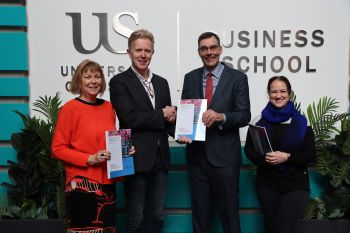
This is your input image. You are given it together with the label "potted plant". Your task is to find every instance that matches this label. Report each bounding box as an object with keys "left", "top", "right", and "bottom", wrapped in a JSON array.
[
  {"left": 297, "top": 97, "right": 350, "bottom": 233},
  {"left": 0, "top": 94, "right": 66, "bottom": 233}
]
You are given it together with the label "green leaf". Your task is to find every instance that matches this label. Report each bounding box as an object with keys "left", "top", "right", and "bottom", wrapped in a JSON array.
[
  {"left": 305, "top": 97, "right": 349, "bottom": 145},
  {"left": 2, "top": 93, "right": 65, "bottom": 219},
  {"left": 328, "top": 208, "right": 345, "bottom": 218},
  {"left": 303, "top": 198, "right": 317, "bottom": 219},
  {"left": 303, "top": 96, "right": 350, "bottom": 219}
]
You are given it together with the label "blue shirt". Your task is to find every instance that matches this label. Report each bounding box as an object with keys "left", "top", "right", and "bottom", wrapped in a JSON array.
[{"left": 202, "top": 62, "right": 224, "bottom": 96}]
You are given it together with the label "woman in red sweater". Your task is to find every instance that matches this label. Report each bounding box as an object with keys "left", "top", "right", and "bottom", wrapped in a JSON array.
[{"left": 52, "top": 60, "right": 122, "bottom": 233}]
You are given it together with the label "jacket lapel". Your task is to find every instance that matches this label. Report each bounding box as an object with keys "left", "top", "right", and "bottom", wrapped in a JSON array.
[
  {"left": 197, "top": 69, "right": 204, "bottom": 99},
  {"left": 127, "top": 68, "right": 154, "bottom": 110},
  {"left": 152, "top": 76, "right": 161, "bottom": 109}
]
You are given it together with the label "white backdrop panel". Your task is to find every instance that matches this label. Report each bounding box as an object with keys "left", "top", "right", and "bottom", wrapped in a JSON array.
[{"left": 27, "top": 0, "right": 350, "bottom": 140}]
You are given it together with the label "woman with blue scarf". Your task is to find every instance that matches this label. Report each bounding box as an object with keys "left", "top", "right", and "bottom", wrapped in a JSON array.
[{"left": 244, "top": 76, "right": 316, "bottom": 233}]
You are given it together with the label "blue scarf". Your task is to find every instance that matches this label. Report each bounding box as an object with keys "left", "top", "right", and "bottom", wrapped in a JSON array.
[{"left": 257, "top": 101, "right": 307, "bottom": 171}]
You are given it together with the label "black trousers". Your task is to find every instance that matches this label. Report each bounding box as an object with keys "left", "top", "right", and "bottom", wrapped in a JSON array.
[
  {"left": 124, "top": 150, "right": 168, "bottom": 233},
  {"left": 256, "top": 186, "right": 309, "bottom": 233}
]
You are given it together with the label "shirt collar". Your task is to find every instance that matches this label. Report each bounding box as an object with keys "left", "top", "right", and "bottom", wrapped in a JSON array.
[
  {"left": 203, "top": 62, "right": 224, "bottom": 80},
  {"left": 131, "top": 65, "right": 153, "bottom": 82}
]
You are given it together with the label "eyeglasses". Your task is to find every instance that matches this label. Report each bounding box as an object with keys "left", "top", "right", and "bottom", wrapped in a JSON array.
[{"left": 199, "top": 45, "right": 220, "bottom": 52}]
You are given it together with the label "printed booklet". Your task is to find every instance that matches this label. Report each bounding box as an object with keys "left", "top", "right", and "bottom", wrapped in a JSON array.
[
  {"left": 105, "top": 129, "right": 134, "bottom": 178},
  {"left": 175, "top": 99, "right": 207, "bottom": 141}
]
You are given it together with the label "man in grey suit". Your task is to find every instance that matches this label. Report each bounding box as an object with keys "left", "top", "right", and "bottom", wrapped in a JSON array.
[
  {"left": 180, "top": 32, "right": 251, "bottom": 233},
  {"left": 109, "top": 29, "right": 176, "bottom": 233}
]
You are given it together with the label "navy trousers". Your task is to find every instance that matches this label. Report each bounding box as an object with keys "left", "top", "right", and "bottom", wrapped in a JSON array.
[{"left": 189, "top": 156, "right": 241, "bottom": 233}]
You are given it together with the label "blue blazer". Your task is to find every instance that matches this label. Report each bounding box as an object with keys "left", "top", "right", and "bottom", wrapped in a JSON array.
[{"left": 181, "top": 63, "right": 251, "bottom": 167}]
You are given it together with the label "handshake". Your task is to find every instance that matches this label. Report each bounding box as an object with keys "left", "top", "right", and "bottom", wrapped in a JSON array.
[{"left": 162, "top": 105, "right": 177, "bottom": 123}]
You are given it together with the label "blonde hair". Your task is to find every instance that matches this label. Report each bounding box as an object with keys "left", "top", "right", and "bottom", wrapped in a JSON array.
[
  {"left": 70, "top": 59, "right": 106, "bottom": 95},
  {"left": 128, "top": 29, "right": 154, "bottom": 50}
]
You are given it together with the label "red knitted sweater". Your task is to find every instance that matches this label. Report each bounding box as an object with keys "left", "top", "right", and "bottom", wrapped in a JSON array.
[{"left": 51, "top": 98, "right": 118, "bottom": 185}]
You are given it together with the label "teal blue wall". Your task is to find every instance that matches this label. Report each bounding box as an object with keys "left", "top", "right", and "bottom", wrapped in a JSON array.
[
  {"left": 0, "top": 3, "right": 325, "bottom": 233},
  {"left": 0, "top": 5, "right": 29, "bottom": 197},
  {"left": 116, "top": 147, "right": 265, "bottom": 233}
]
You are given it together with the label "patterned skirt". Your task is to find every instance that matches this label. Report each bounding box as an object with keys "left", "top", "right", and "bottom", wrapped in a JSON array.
[{"left": 66, "top": 176, "right": 116, "bottom": 233}]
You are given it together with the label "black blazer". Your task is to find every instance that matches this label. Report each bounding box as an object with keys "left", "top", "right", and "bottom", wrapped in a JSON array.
[
  {"left": 181, "top": 63, "right": 251, "bottom": 167},
  {"left": 109, "top": 67, "right": 174, "bottom": 172}
]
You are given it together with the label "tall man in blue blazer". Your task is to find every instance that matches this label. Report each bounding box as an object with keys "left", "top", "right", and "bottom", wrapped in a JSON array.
[
  {"left": 180, "top": 32, "right": 251, "bottom": 233},
  {"left": 109, "top": 29, "right": 176, "bottom": 233}
]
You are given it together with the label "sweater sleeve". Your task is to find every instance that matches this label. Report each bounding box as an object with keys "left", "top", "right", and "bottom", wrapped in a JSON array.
[
  {"left": 51, "top": 105, "right": 90, "bottom": 167},
  {"left": 287, "top": 126, "right": 316, "bottom": 165}
]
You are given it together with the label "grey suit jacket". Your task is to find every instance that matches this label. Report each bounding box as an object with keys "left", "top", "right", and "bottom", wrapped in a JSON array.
[{"left": 181, "top": 63, "right": 251, "bottom": 167}]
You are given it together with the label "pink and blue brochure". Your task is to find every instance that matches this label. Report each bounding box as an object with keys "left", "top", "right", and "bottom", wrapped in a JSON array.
[
  {"left": 175, "top": 99, "right": 207, "bottom": 141},
  {"left": 105, "top": 129, "right": 134, "bottom": 178}
]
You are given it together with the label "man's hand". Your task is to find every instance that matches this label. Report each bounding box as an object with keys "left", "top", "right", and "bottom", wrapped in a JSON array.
[
  {"left": 202, "top": 109, "right": 224, "bottom": 127},
  {"left": 177, "top": 135, "right": 192, "bottom": 144},
  {"left": 163, "top": 105, "right": 176, "bottom": 123}
]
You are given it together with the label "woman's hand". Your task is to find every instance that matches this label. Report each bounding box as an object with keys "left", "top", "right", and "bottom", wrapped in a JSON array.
[
  {"left": 87, "top": 150, "right": 111, "bottom": 165},
  {"left": 265, "top": 151, "right": 290, "bottom": 165}
]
